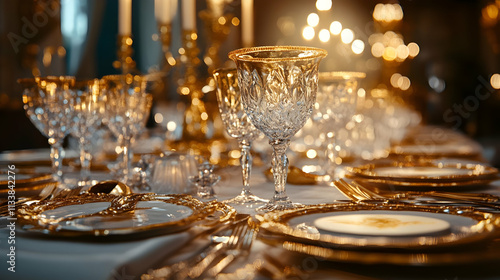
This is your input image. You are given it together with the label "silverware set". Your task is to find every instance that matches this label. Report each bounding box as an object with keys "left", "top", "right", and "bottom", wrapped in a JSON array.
[{"left": 142, "top": 216, "right": 256, "bottom": 280}]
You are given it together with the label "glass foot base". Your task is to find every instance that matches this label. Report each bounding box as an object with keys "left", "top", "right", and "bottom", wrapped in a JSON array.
[
  {"left": 256, "top": 200, "right": 304, "bottom": 213},
  {"left": 223, "top": 194, "right": 269, "bottom": 208}
]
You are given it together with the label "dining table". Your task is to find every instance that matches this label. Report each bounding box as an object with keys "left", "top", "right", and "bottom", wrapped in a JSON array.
[{"left": 1, "top": 126, "right": 500, "bottom": 280}]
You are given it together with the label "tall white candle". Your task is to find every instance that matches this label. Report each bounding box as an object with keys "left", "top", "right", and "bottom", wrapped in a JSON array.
[
  {"left": 241, "top": 0, "right": 254, "bottom": 47},
  {"left": 155, "top": 0, "right": 172, "bottom": 24},
  {"left": 170, "top": 0, "right": 178, "bottom": 22},
  {"left": 182, "top": 0, "right": 196, "bottom": 30},
  {"left": 118, "top": 0, "right": 132, "bottom": 35}
]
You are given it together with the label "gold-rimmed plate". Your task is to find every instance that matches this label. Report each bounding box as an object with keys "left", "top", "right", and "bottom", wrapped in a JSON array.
[
  {"left": 0, "top": 170, "right": 53, "bottom": 195},
  {"left": 17, "top": 193, "right": 235, "bottom": 238},
  {"left": 346, "top": 159, "right": 498, "bottom": 185},
  {"left": 274, "top": 238, "right": 500, "bottom": 266},
  {"left": 257, "top": 203, "right": 500, "bottom": 251}
]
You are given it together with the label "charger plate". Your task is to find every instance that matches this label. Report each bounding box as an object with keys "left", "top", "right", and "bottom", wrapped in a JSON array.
[
  {"left": 346, "top": 159, "right": 498, "bottom": 187},
  {"left": 257, "top": 202, "right": 500, "bottom": 251},
  {"left": 17, "top": 193, "right": 235, "bottom": 238}
]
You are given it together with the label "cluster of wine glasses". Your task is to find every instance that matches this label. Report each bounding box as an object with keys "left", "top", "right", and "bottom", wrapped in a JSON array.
[
  {"left": 19, "top": 74, "right": 153, "bottom": 191},
  {"left": 20, "top": 45, "right": 328, "bottom": 213},
  {"left": 311, "top": 71, "right": 366, "bottom": 180}
]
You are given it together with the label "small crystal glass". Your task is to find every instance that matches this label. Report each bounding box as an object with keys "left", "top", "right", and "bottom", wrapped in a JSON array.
[
  {"left": 311, "top": 71, "right": 365, "bottom": 180},
  {"left": 229, "top": 46, "right": 327, "bottom": 212},
  {"left": 102, "top": 74, "right": 153, "bottom": 184},
  {"left": 70, "top": 79, "right": 105, "bottom": 188},
  {"left": 20, "top": 76, "right": 75, "bottom": 185},
  {"left": 213, "top": 68, "right": 268, "bottom": 207}
]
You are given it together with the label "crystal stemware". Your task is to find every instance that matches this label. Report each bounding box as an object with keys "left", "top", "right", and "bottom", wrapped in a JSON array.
[
  {"left": 229, "top": 46, "right": 327, "bottom": 212},
  {"left": 69, "top": 79, "right": 105, "bottom": 188},
  {"left": 213, "top": 68, "right": 268, "bottom": 207},
  {"left": 19, "top": 76, "right": 75, "bottom": 185},
  {"left": 102, "top": 74, "right": 153, "bottom": 184},
  {"left": 311, "top": 71, "right": 365, "bottom": 180}
]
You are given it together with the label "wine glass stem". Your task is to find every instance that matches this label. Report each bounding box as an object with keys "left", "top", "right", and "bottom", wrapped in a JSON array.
[
  {"left": 122, "top": 137, "right": 132, "bottom": 183},
  {"left": 239, "top": 139, "right": 253, "bottom": 196},
  {"left": 270, "top": 139, "right": 290, "bottom": 203},
  {"left": 326, "top": 132, "right": 337, "bottom": 177},
  {"left": 79, "top": 137, "right": 91, "bottom": 186},
  {"left": 49, "top": 139, "right": 64, "bottom": 184}
]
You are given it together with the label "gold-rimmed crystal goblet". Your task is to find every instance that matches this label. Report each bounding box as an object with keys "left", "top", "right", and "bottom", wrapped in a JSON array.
[
  {"left": 69, "top": 79, "right": 105, "bottom": 188},
  {"left": 311, "top": 72, "right": 365, "bottom": 181},
  {"left": 19, "top": 76, "right": 75, "bottom": 186},
  {"left": 102, "top": 74, "right": 153, "bottom": 184},
  {"left": 213, "top": 68, "right": 268, "bottom": 208},
  {"left": 229, "top": 46, "right": 327, "bottom": 212}
]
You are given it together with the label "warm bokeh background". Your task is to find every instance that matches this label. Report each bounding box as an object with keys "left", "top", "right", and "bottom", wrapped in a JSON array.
[{"left": 1, "top": 0, "right": 499, "bottom": 165}]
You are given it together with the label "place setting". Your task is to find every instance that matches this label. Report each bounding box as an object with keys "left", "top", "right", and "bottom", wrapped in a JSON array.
[{"left": 3, "top": 1, "right": 500, "bottom": 279}]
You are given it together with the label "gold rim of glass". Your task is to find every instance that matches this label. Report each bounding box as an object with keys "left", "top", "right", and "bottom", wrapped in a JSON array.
[
  {"left": 319, "top": 71, "right": 366, "bottom": 81},
  {"left": 229, "top": 46, "right": 327, "bottom": 62},
  {"left": 212, "top": 67, "right": 236, "bottom": 77}
]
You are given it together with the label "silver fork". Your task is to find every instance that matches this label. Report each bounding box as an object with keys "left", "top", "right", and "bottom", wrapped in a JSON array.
[{"left": 205, "top": 221, "right": 256, "bottom": 277}]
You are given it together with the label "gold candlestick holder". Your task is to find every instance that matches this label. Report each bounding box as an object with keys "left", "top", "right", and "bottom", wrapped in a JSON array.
[
  {"left": 178, "top": 29, "right": 209, "bottom": 141},
  {"left": 113, "top": 35, "right": 137, "bottom": 74},
  {"left": 199, "top": 11, "right": 234, "bottom": 78},
  {"left": 158, "top": 23, "right": 177, "bottom": 72}
]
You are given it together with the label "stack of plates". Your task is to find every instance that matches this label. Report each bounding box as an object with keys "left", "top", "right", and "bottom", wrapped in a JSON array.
[{"left": 0, "top": 170, "right": 54, "bottom": 197}]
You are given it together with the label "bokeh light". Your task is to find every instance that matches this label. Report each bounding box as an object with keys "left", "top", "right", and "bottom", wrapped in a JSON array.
[
  {"left": 316, "top": 0, "right": 332, "bottom": 11},
  {"left": 351, "top": 39, "right": 365, "bottom": 54},
  {"left": 319, "top": 29, "right": 330, "bottom": 42},
  {"left": 302, "top": 26, "right": 315, "bottom": 40},
  {"left": 329, "top": 21, "right": 342, "bottom": 35},
  {"left": 340, "top": 28, "right": 354, "bottom": 44},
  {"left": 491, "top": 73, "right": 500, "bottom": 89},
  {"left": 307, "top": 13, "right": 320, "bottom": 27}
]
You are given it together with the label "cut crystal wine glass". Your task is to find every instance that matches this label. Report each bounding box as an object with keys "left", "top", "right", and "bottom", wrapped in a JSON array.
[
  {"left": 69, "top": 79, "right": 105, "bottom": 188},
  {"left": 213, "top": 68, "right": 268, "bottom": 207},
  {"left": 229, "top": 46, "right": 327, "bottom": 212},
  {"left": 102, "top": 74, "right": 153, "bottom": 184},
  {"left": 311, "top": 71, "right": 365, "bottom": 180},
  {"left": 20, "top": 76, "right": 75, "bottom": 185}
]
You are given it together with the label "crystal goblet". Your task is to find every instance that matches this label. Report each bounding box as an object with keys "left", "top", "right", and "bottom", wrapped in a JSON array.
[
  {"left": 69, "top": 79, "right": 105, "bottom": 188},
  {"left": 311, "top": 71, "right": 365, "bottom": 180},
  {"left": 19, "top": 76, "right": 75, "bottom": 185},
  {"left": 213, "top": 68, "right": 268, "bottom": 207},
  {"left": 229, "top": 46, "right": 327, "bottom": 212},
  {"left": 102, "top": 74, "right": 153, "bottom": 184}
]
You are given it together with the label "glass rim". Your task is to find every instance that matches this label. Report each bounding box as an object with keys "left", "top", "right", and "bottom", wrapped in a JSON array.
[
  {"left": 319, "top": 71, "right": 366, "bottom": 81},
  {"left": 228, "top": 46, "right": 327, "bottom": 63},
  {"left": 212, "top": 67, "right": 237, "bottom": 77}
]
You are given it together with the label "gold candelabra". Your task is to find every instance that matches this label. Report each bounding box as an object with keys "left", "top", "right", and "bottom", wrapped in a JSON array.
[{"left": 113, "top": 35, "right": 137, "bottom": 74}]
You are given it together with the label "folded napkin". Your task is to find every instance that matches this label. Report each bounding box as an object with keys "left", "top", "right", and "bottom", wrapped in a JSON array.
[{"left": 0, "top": 226, "right": 192, "bottom": 280}]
